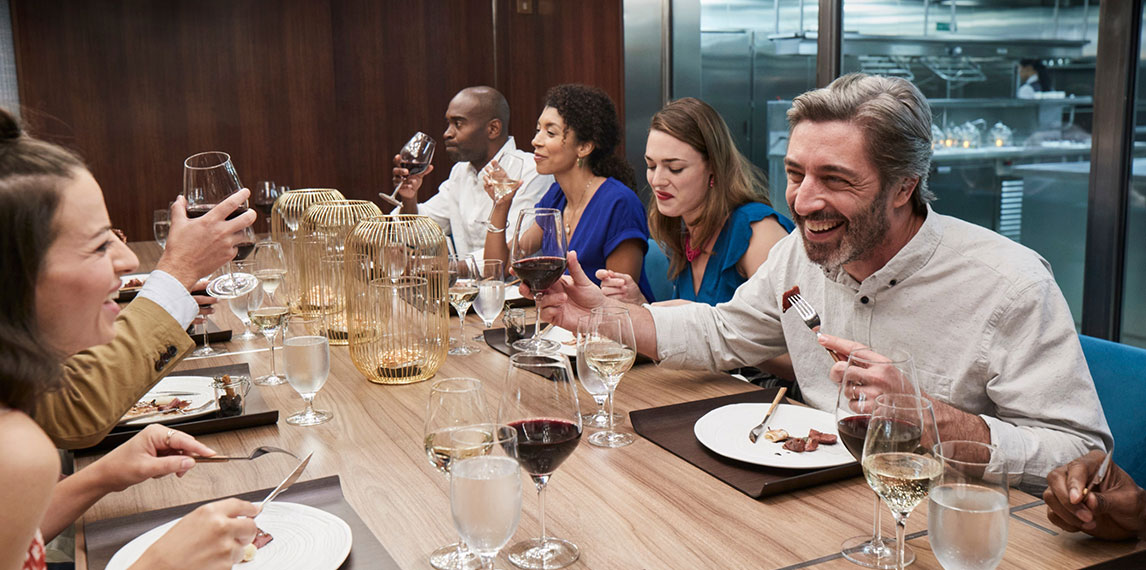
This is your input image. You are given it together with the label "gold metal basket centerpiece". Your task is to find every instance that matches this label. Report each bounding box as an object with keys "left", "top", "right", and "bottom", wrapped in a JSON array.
[
  {"left": 269, "top": 189, "right": 345, "bottom": 313},
  {"left": 297, "top": 200, "right": 383, "bottom": 343},
  {"left": 345, "top": 215, "right": 449, "bottom": 384}
]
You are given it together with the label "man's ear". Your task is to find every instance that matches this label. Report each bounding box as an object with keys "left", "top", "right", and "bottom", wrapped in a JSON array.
[
  {"left": 892, "top": 177, "right": 919, "bottom": 208},
  {"left": 487, "top": 118, "right": 503, "bottom": 140}
]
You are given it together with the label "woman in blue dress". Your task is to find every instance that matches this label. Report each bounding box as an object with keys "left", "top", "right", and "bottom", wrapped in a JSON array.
[
  {"left": 599, "top": 97, "right": 794, "bottom": 306},
  {"left": 484, "top": 84, "right": 654, "bottom": 301}
]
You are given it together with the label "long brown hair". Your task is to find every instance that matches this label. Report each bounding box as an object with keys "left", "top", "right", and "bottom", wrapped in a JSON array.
[
  {"left": 0, "top": 108, "right": 85, "bottom": 412},
  {"left": 647, "top": 97, "right": 770, "bottom": 278}
]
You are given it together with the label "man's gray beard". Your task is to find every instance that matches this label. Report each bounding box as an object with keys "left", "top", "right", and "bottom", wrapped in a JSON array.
[{"left": 801, "top": 190, "right": 891, "bottom": 274}]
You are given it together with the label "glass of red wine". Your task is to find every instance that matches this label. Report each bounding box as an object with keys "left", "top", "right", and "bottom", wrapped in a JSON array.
[
  {"left": 184, "top": 151, "right": 257, "bottom": 299},
  {"left": 835, "top": 347, "right": 920, "bottom": 569},
  {"left": 497, "top": 351, "right": 582, "bottom": 570},
  {"left": 509, "top": 208, "right": 567, "bottom": 353},
  {"left": 379, "top": 132, "right": 436, "bottom": 208},
  {"left": 253, "top": 181, "right": 280, "bottom": 238}
]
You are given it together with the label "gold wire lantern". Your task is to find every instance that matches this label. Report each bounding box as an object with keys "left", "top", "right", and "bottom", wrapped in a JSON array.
[
  {"left": 345, "top": 215, "right": 449, "bottom": 384},
  {"left": 297, "top": 200, "right": 383, "bottom": 341},
  {"left": 269, "top": 189, "right": 345, "bottom": 313}
]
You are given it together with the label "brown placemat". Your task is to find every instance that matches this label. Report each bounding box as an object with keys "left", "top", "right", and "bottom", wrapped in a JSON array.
[
  {"left": 84, "top": 475, "right": 398, "bottom": 570},
  {"left": 77, "top": 363, "right": 279, "bottom": 454},
  {"left": 188, "top": 317, "right": 232, "bottom": 345},
  {"left": 484, "top": 326, "right": 535, "bottom": 358},
  {"left": 1081, "top": 549, "right": 1146, "bottom": 569},
  {"left": 630, "top": 387, "right": 861, "bottom": 499}
]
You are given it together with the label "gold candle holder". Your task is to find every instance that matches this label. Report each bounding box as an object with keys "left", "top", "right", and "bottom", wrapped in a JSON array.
[
  {"left": 269, "top": 189, "right": 345, "bottom": 313},
  {"left": 297, "top": 200, "right": 382, "bottom": 335},
  {"left": 345, "top": 215, "right": 449, "bottom": 384}
]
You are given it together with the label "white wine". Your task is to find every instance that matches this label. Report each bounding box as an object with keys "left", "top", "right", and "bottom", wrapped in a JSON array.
[
  {"left": 583, "top": 341, "right": 636, "bottom": 379},
  {"left": 249, "top": 306, "right": 289, "bottom": 333},
  {"left": 283, "top": 335, "right": 330, "bottom": 395},
  {"left": 254, "top": 269, "right": 286, "bottom": 295},
  {"left": 490, "top": 179, "right": 518, "bottom": 200},
  {"left": 425, "top": 426, "right": 495, "bottom": 474},
  {"left": 472, "top": 282, "right": 505, "bottom": 325},
  {"left": 929, "top": 483, "right": 1009, "bottom": 570},
  {"left": 862, "top": 452, "right": 942, "bottom": 516},
  {"left": 449, "top": 280, "right": 479, "bottom": 311}
]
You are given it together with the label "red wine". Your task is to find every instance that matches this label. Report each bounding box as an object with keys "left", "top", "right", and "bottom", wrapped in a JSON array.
[
  {"left": 838, "top": 415, "right": 870, "bottom": 460},
  {"left": 401, "top": 160, "right": 430, "bottom": 176},
  {"left": 187, "top": 205, "right": 249, "bottom": 221},
  {"left": 512, "top": 256, "right": 566, "bottom": 292},
  {"left": 234, "top": 241, "right": 255, "bottom": 261},
  {"left": 509, "top": 418, "right": 581, "bottom": 476},
  {"left": 253, "top": 201, "right": 274, "bottom": 216}
]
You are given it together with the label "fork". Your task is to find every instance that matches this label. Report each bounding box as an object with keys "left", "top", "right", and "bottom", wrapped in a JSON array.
[
  {"left": 194, "top": 446, "right": 299, "bottom": 462},
  {"left": 786, "top": 291, "right": 845, "bottom": 363}
]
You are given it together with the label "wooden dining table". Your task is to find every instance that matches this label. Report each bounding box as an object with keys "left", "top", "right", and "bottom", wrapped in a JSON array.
[{"left": 73, "top": 241, "right": 1143, "bottom": 569}]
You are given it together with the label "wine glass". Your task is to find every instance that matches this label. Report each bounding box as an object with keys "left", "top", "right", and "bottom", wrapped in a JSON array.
[
  {"left": 249, "top": 256, "right": 288, "bottom": 386},
  {"left": 451, "top": 424, "right": 522, "bottom": 570},
  {"left": 583, "top": 307, "right": 636, "bottom": 448},
  {"left": 862, "top": 394, "right": 941, "bottom": 570},
  {"left": 929, "top": 441, "right": 1008, "bottom": 570},
  {"left": 228, "top": 259, "right": 260, "bottom": 341},
  {"left": 448, "top": 254, "right": 480, "bottom": 356},
  {"left": 153, "top": 209, "right": 170, "bottom": 249},
  {"left": 184, "top": 151, "right": 258, "bottom": 299},
  {"left": 483, "top": 153, "right": 525, "bottom": 231},
  {"left": 498, "top": 352, "right": 582, "bottom": 570},
  {"left": 471, "top": 259, "right": 505, "bottom": 342},
  {"left": 253, "top": 241, "right": 288, "bottom": 299},
  {"left": 509, "top": 208, "right": 567, "bottom": 353},
  {"left": 253, "top": 181, "right": 280, "bottom": 237},
  {"left": 575, "top": 315, "right": 621, "bottom": 429},
  {"left": 283, "top": 316, "right": 333, "bottom": 426},
  {"left": 190, "top": 294, "right": 226, "bottom": 357},
  {"left": 380, "top": 132, "right": 436, "bottom": 208},
  {"left": 425, "top": 377, "right": 490, "bottom": 570},
  {"left": 836, "top": 347, "right": 920, "bottom": 569}
]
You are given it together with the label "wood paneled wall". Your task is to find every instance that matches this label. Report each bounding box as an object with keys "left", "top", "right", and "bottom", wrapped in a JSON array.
[{"left": 10, "top": 0, "right": 625, "bottom": 241}]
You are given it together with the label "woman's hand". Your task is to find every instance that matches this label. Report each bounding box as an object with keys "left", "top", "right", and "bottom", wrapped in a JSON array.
[
  {"left": 1044, "top": 450, "right": 1146, "bottom": 540},
  {"left": 130, "top": 499, "right": 258, "bottom": 570},
  {"left": 89, "top": 424, "right": 217, "bottom": 493},
  {"left": 596, "top": 269, "right": 647, "bottom": 305},
  {"left": 482, "top": 160, "right": 522, "bottom": 207}
]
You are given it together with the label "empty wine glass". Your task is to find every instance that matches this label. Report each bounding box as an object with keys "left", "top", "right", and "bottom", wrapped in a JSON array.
[
  {"left": 583, "top": 307, "right": 636, "bottom": 448},
  {"left": 929, "top": 441, "right": 1009, "bottom": 570},
  {"left": 283, "top": 316, "right": 333, "bottom": 426},
  {"left": 153, "top": 209, "right": 170, "bottom": 248},
  {"left": 185, "top": 151, "right": 258, "bottom": 299},
  {"left": 451, "top": 424, "right": 522, "bottom": 570},
  {"left": 498, "top": 352, "right": 582, "bottom": 570},
  {"left": 509, "top": 208, "right": 567, "bottom": 353},
  {"left": 190, "top": 294, "right": 227, "bottom": 357},
  {"left": 471, "top": 259, "right": 505, "bottom": 342},
  {"left": 483, "top": 153, "right": 525, "bottom": 231},
  {"left": 380, "top": 132, "right": 436, "bottom": 208},
  {"left": 253, "top": 241, "right": 287, "bottom": 299},
  {"left": 425, "top": 377, "right": 490, "bottom": 570},
  {"left": 576, "top": 315, "right": 621, "bottom": 429},
  {"left": 448, "top": 254, "right": 480, "bottom": 356},
  {"left": 228, "top": 259, "right": 260, "bottom": 341}
]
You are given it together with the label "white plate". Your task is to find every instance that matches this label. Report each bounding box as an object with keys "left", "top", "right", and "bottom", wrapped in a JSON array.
[
  {"left": 693, "top": 403, "right": 856, "bottom": 469},
  {"left": 106, "top": 502, "right": 352, "bottom": 570},
  {"left": 505, "top": 286, "right": 524, "bottom": 301},
  {"left": 540, "top": 325, "right": 577, "bottom": 357},
  {"left": 119, "top": 376, "right": 218, "bottom": 426}
]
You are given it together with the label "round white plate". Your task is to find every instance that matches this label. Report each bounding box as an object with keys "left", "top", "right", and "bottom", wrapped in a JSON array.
[
  {"left": 106, "top": 502, "right": 352, "bottom": 570},
  {"left": 119, "top": 376, "right": 218, "bottom": 426},
  {"left": 693, "top": 403, "right": 856, "bottom": 469}
]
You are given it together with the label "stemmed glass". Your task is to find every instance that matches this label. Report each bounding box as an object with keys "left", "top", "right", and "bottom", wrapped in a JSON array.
[
  {"left": 253, "top": 242, "right": 288, "bottom": 300},
  {"left": 448, "top": 254, "right": 480, "bottom": 356},
  {"left": 836, "top": 348, "right": 920, "bottom": 569},
  {"left": 483, "top": 153, "right": 525, "bottom": 231},
  {"left": 862, "top": 394, "right": 941, "bottom": 570},
  {"left": 283, "top": 316, "right": 333, "bottom": 426},
  {"left": 153, "top": 209, "right": 170, "bottom": 249},
  {"left": 575, "top": 315, "right": 621, "bottom": 429},
  {"left": 228, "top": 259, "right": 260, "bottom": 340},
  {"left": 498, "top": 352, "right": 582, "bottom": 570},
  {"left": 451, "top": 424, "right": 522, "bottom": 570},
  {"left": 509, "top": 208, "right": 567, "bottom": 353},
  {"left": 471, "top": 259, "right": 505, "bottom": 342},
  {"left": 253, "top": 181, "right": 280, "bottom": 237},
  {"left": 184, "top": 151, "right": 258, "bottom": 299},
  {"left": 583, "top": 307, "right": 636, "bottom": 448},
  {"left": 425, "top": 377, "right": 490, "bottom": 570},
  {"left": 380, "top": 132, "right": 436, "bottom": 208},
  {"left": 929, "top": 441, "right": 1009, "bottom": 570},
  {"left": 190, "top": 293, "right": 226, "bottom": 357}
]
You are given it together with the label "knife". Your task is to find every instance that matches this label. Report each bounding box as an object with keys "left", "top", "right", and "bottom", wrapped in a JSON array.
[
  {"left": 747, "top": 387, "right": 788, "bottom": 443},
  {"left": 255, "top": 451, "right": 313, "bottom": 516},
  {"left": 1081, "top": 445, "right": 1114, "bottom": 498}
]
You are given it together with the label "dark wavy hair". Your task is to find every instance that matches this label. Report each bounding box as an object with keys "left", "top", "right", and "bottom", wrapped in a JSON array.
[
  {"left": 0, "top": 108, "right": 85, "bottom": 413},
  {"left": 543, "top": 84, "right": 636, "bottom": 189}
]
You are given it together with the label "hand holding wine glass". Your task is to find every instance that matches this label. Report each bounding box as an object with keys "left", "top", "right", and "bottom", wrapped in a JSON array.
[
  {"left": 583, "top": 307, "right": 636, "bottom": 448},
  {"left": 381, "top": 132, "right": 436, "bottom": 208},
  {"left": 184, "top": 151, "right": 259, "bottom": 299},
  {"left": 509, "top": 208, "right": 567, "bottom": 353},
  {"left": 483, "top": 153, "right": 525, "bottom": 231}
]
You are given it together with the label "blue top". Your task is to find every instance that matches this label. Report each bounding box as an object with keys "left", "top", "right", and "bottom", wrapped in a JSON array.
[
  {"left": 536, "top": 177, "right": 656, "bottom": 302},
  {"left": 672, "top": 202, "right": 795, "bottom": 305}
]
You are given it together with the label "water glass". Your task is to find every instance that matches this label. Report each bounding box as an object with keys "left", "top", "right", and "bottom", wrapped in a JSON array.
[
  {"left": 576, "top": 315, "right": 620, "bottom": 429},
  {"left": 153, "top": 209, "right": 170, "bottom": 248},
  {"left": 929, "top": 441, "right": 1009, "bottom": 570},
  {"left": 472, "top": 259, "right": 505, "bottom": 341},
  {"left": 451, "top": 424, "right": 522, "bottom": 570},
  {"left": 283, "top": 316, "right": 332, "bottom": 426},
  {"left": 228, "top": 259, "right": 260, "bottom": 340}
]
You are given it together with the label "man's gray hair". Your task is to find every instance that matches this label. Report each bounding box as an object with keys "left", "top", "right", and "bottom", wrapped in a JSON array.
[{"left": 787, "top": 73, "right": 935, "bottom": 215}]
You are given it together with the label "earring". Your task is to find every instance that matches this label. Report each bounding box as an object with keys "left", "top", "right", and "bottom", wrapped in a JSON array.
[
  {"left": 577, "top": 157, "right": 585, "bottom": 169},
  {"left": 708, "top": 176, "right": 715, "bottom": 189}
]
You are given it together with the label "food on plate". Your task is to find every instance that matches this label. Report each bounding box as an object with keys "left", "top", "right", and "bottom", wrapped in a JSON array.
[
  {"left": 777, "top": 428, "right": 839, "bottom": 453},
  {"left": 763, "top": 429, "right": 790, "bottom": 442},
  {"left": 121, "top": 277, "right": 144, "bottom": 289},
  {"left": 240, "top": 528, "right": 274, "bottom": 563},
  {"left": 123, "top": 396, "right": 190, "bottom": 420}
]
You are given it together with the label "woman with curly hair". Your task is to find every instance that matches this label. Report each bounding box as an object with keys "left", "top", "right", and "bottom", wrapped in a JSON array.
[
  {"left": 598, "top": 97, "right": 793, "bottom": 305},
  {"left": 484, "top": 84, "right": 654, "bottom": 301}
]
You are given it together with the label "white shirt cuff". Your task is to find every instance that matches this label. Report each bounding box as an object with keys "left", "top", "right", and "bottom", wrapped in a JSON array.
[{"left": 137, "top": 270, "right": 198, "bottom": 329}]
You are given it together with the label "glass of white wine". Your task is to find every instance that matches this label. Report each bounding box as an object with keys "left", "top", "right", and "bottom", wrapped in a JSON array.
[
  {"left": 451, "top": 424, "right": 522, "bottom": 570},
  {"left": 575, "top": 315, "right": 619, "bottom": 429},
  {"left": 283, "top": 316, "right": 333, "bottom": 426},
  {"left": 471, "top": 259, "right": 505, "bottom": 342},
  {"left": 483, "top": 153, "right": 525, "bottom": 231},
  {"left": 253, "top": 241, "right": 287, "bottom": 299},
  {"left": 583, "top": 307, "right": 636, "bottom": 448},
  {"left": 929, "top": 441, "right": 1009, "bottom": 570},
  {"left": 448, "top": 254, "right": 480, "bottom": 356},
  {"left": 249, "top": 269, "right": 289, "bottom": 386},
  {"left": 862, "top": 394, "right": 941, "bottom": 570}
]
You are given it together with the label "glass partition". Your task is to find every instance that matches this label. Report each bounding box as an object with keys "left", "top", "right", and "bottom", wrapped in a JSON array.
[{"left": 1123, "top": 3, "right": 1146, "bottom": 348}]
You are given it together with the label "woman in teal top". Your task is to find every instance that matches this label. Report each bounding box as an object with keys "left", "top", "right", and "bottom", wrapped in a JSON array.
[{"left": 599, "top": 97, "right": 793, "bottom": 305}]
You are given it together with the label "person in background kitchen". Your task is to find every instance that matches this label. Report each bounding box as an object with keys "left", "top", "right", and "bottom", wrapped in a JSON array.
[
  {"left": 533, "top": 73, "right": 1110, "bottom": 490},
  {"left": 1044, "top": 451, "right": 1146, "bottom": 541},
  {"left": 390, "top": 85, "right": 551, "bottom": 256},
  {"left": 0, "top": 107, "right": 257, "bottom": 570},
  {"left": 1017, "top": 58, "right": 1051, "bottom": 99}
]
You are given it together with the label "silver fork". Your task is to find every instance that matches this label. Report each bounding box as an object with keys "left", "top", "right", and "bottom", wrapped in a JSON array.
[
  {"left": 787, "top": 291, "right": 845, "bottom": 363},
  {"left": 194, "top": 446, "right": 299, "bottom": 462}
]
